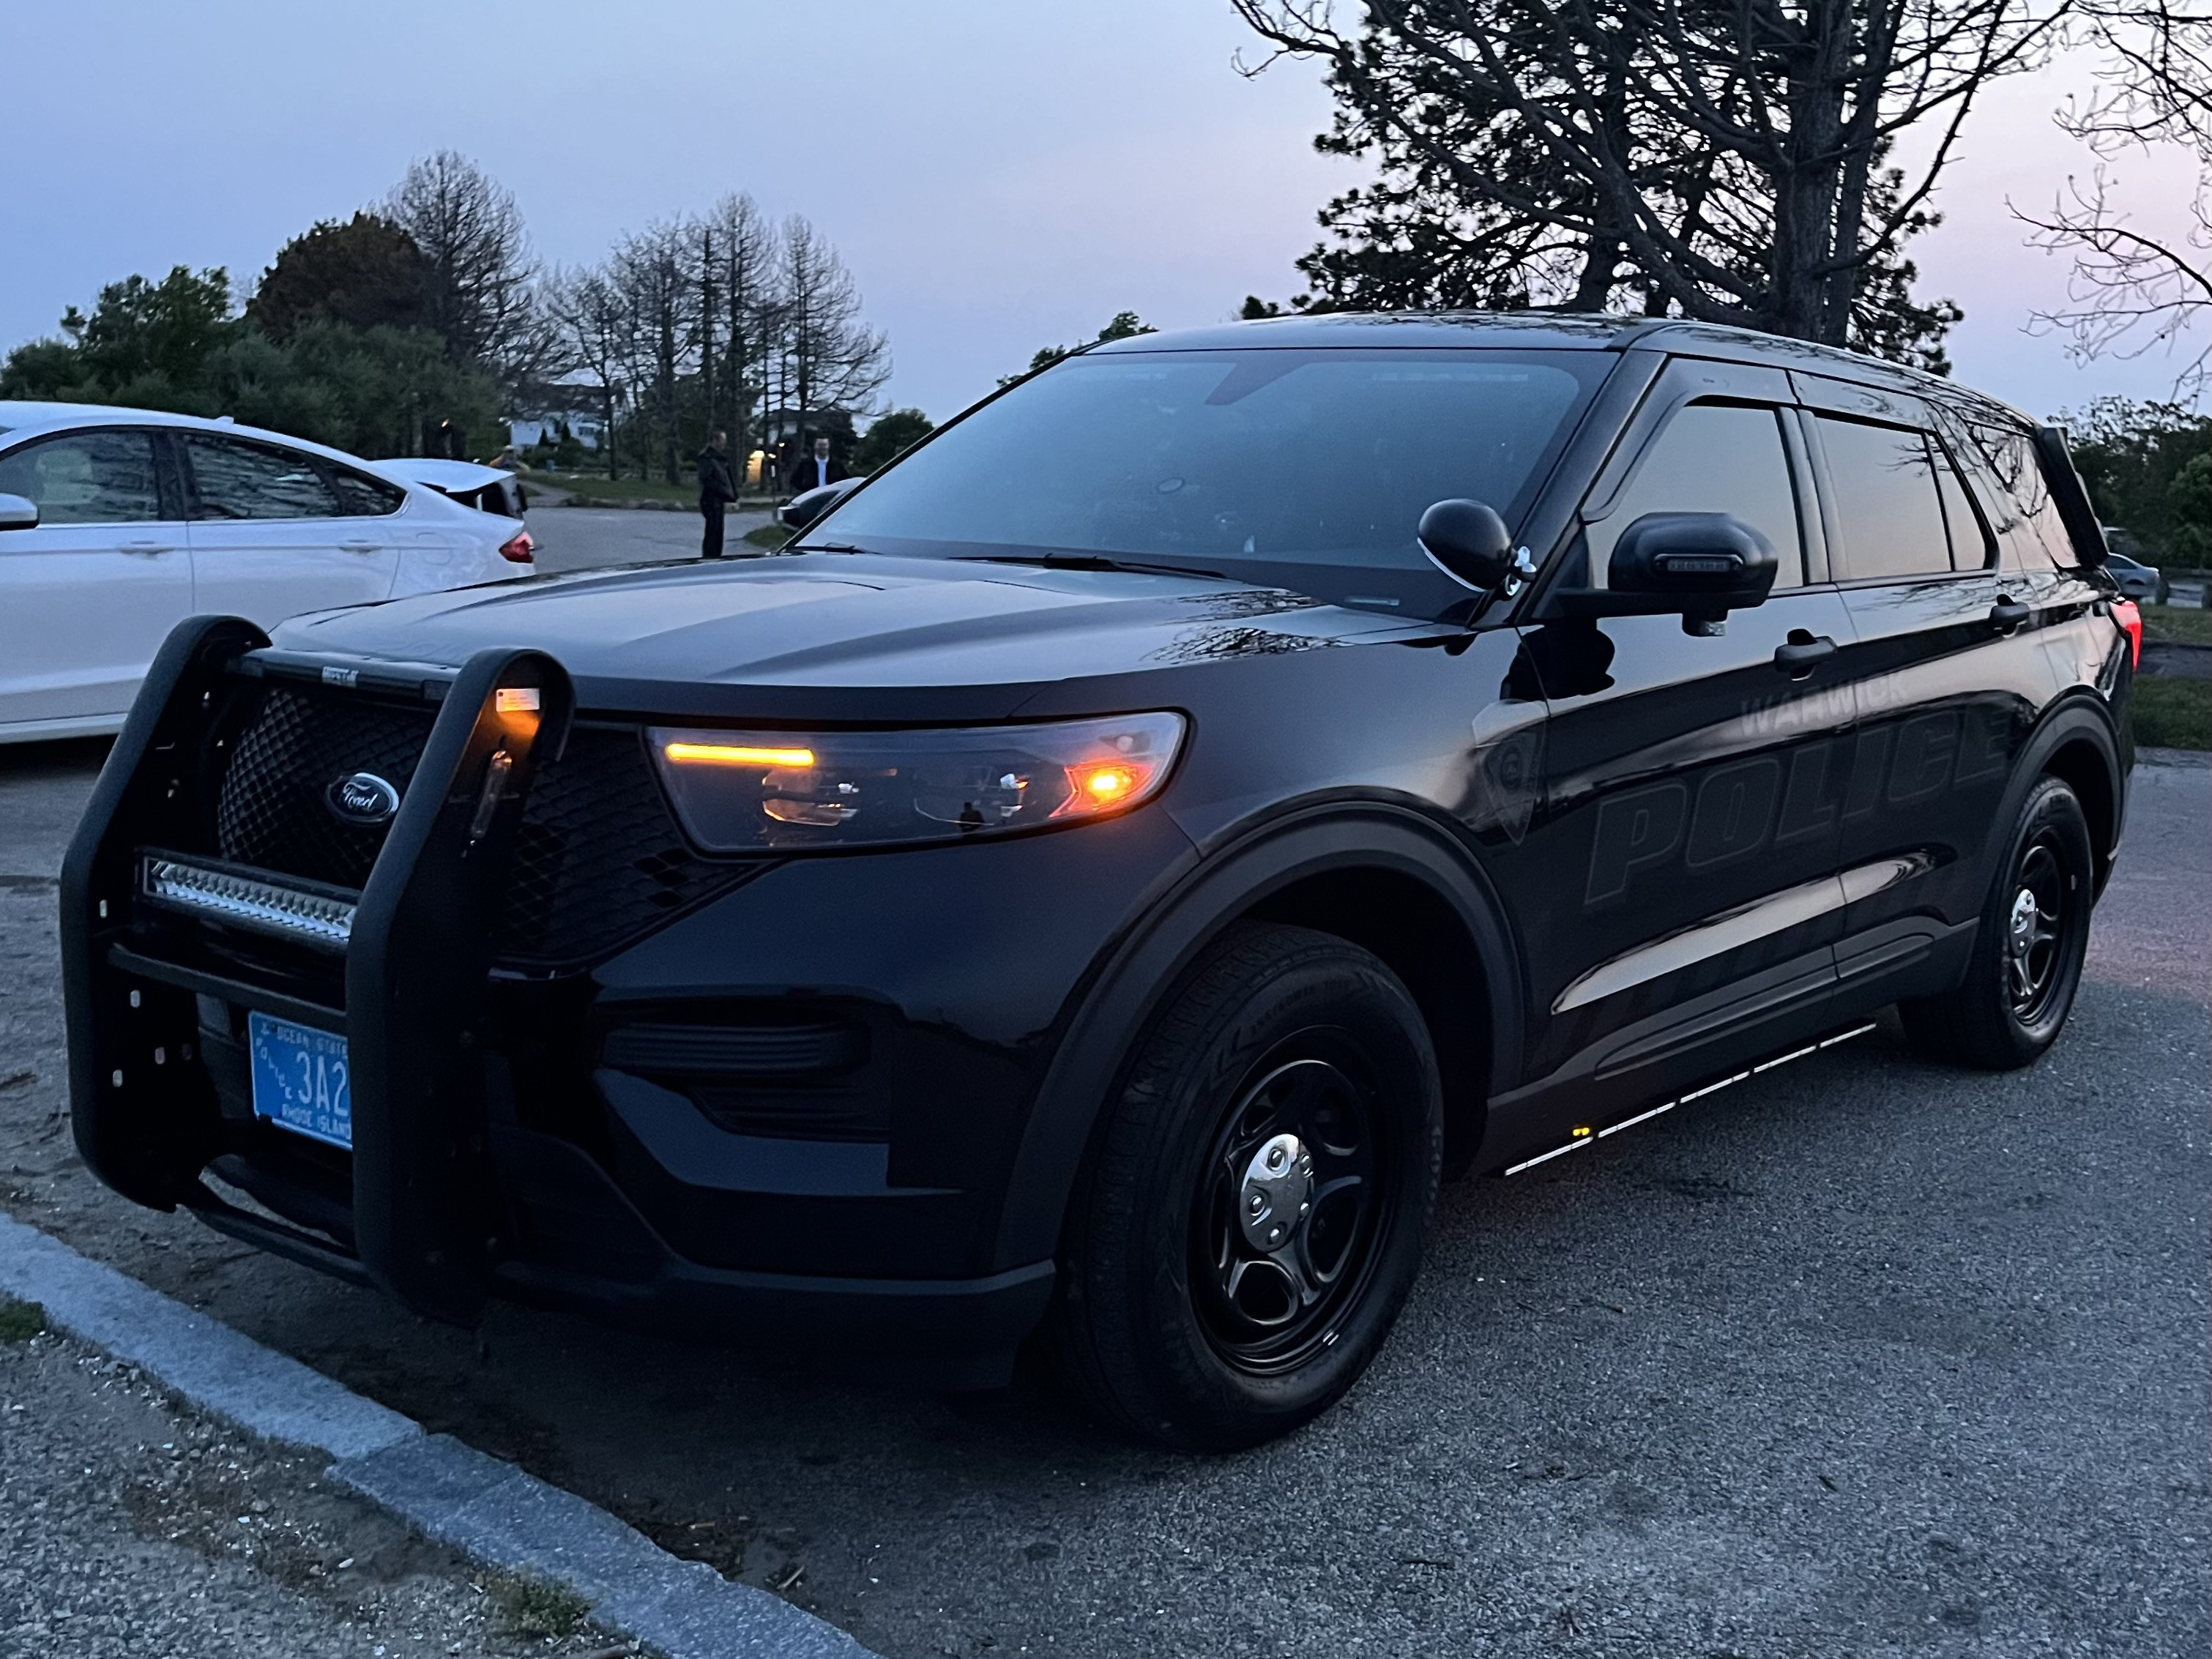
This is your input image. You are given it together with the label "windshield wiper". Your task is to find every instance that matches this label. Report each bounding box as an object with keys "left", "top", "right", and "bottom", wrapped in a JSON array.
[{"left": 956, "top": 553, "right": 1226, "bottom": 581}]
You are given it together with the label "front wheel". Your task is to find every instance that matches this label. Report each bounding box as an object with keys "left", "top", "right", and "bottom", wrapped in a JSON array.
[
  {"left": 1901, "top": 775, "right": 2094, "bottom": 1070},
  {"left": 1051, "top": 922, "right": 1442, "bottom": 1450}
]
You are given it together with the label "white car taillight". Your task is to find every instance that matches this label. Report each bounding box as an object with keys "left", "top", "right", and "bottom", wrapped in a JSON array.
[{"left": 499, "top": 529, "right": 535, "bottom": 564}]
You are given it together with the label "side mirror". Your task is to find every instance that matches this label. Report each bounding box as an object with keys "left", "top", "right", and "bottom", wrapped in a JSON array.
[
  {"left": 1550, "top": 512, "right": 1777, "bottom": 635},
  {"left": 0, "top": 493, "right": 38, "bottom": 532},
  {"left": 781, "top": 476, "right": 861, "bottom": 532},
  {"left": 1417, "top": 499, "right": 1522, "bottom": 592}
]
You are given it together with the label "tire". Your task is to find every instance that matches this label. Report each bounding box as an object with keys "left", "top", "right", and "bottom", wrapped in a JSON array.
[
  {"left": 1050, "top": 922, "right": 1442, "bottom": 1451},
  {"left": 1900, "top": 776, "right": 2094, "bottom": 1070}
]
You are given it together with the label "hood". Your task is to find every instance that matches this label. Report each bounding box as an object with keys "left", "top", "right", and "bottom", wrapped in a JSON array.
[{"left": 272, "top": 551, "right": 1437, "bottom": 713}]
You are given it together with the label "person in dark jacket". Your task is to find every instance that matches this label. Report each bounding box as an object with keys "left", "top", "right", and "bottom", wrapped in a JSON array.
[
  {"left": 696, "top": 432, "right": 737, "bottom": 559},
  {"left": 786, "top": 434, "right": 846, "bottom": 498}
]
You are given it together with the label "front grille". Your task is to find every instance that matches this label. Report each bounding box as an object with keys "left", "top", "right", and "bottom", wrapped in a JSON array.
[
  {"left": 211, "top": 682, "right": 759, "bottom": 968},
  {"left": 217, "top": 686, "right": 434, "bottom": 888},
  {"left": 496, "top": 726, "right": 759, "bottom": 967}
]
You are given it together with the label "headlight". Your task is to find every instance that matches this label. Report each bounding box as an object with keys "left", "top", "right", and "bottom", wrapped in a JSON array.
[{"left": 649, "top": 712, "right": 1187, "bottom": 852}]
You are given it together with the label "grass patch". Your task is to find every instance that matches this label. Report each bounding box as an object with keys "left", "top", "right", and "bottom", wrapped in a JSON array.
[
  {"left": 0, "top": 1295, "right": 47, "bottom": 1342},
  {"left": 485, "top": 1571, "right": 591, "bottom": 1639},
  {"left": 2131, "top": 676, "right": 2212, "bottom": 750},
  {"left": 2142, "top": 603, "right": 2212, "bottom": 646},
  {"left": 742, "top": 523, "right": 794, "bottom": 551}
]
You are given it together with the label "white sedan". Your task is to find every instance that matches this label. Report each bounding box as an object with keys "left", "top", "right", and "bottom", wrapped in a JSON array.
[{"left": 0, "top": 403, "right": 536, "bottom": 743}]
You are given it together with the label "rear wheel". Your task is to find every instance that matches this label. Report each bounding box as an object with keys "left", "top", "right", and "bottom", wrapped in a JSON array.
[
  {"left": 1051, "top": 922, "right": 1441, "bottom": 1450},
  {"left": 1901, "top": 775, "right": 2093, "bottom": 1070}
]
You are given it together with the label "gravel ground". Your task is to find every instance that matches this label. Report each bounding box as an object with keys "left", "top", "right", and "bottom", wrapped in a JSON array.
[
  {"left": 0, "top": 742, "right": 2205, "bottom": 1659},
  {"left": 0, "top": 1305, "right": 622, "bottom": 1658}
]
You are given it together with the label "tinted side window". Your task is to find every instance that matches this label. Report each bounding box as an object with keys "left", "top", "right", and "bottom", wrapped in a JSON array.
[
  {"left": 329, "top": 466, "right": 406, "bottom": 516},
  {"left": 1962, "top": 423, "right": 2074, "bottom": 571},
  {"left": 1587, "top": 402, "right": 1806, "bottom": 588},
  {"left": 1933, "top": 442, "right": 1993, "bottom": 569},
  {"left": 0, "top": 430, "right": 164, "bottom": 525},
  {"left": 1817, "top": 416, "right": 1950, "bottom": 581},
  {"left": 185, "top": 436, "right": 343, "bottom": 521}
]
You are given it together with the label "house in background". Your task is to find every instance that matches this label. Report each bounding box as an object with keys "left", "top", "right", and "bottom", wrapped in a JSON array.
[{"left": 509, "top": 379, "right": 616, "bottom": 452}]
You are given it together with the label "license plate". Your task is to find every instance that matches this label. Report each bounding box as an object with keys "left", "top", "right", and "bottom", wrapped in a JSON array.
[{"left": 247, "top": 1011, "right": 352, "bottom": 1150}]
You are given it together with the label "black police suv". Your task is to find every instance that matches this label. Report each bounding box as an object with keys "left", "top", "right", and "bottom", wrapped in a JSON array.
[{"left": 64, "top": 314, "right": 2137, "bottom": 1450}]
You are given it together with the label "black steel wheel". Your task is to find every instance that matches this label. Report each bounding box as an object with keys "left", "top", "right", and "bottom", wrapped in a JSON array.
[
  {"left": 1902, "top": 775, "right": 2094, "bottom": 1070},
  {"left": 2004, "top": 828, "right": 2071, "bottom": 1026},
  {"left": 1051, "top": 922, "right": 1442, "bottom": 1450},
  {"left": 1190, "top": 1045, "right": 1396, "bottom": 1377}
]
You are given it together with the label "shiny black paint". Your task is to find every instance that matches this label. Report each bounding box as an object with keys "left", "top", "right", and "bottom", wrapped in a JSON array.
[{"left": 67, "top": 315, "right": 2133, "bottom": 1365}]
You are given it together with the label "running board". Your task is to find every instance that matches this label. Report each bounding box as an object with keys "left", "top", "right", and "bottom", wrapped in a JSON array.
[{"left": 1505, "top": 1022, "right": 1877, "bottom": 1177}]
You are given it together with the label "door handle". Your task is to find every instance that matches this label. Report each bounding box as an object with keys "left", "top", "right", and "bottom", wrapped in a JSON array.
[
  {"left": 338, "top": 540, "right": 381, "bottom": 554},
  {"left": 117, "top": 540, "right": 174, "bottom": 556},
  {"left": 1773, "top": 634, "right": 1837, "bottom": 678},
  {"left": 1989, "top": 597, "right": 2031, "bottom": 633}
]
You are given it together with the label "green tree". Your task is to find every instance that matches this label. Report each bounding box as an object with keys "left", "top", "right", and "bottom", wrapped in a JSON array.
[
  {"left": 849, "top": 406, "right": 934, "bottom": 474},
  {"left": 0, "top": 338, "right": 93, "bottom": 402},
  {"left": 1001, "top": 311, "right": 1156, "bottom": 387},
  {"left": 2171, "top": 452, "right": 2212, "bottom": 564},
  {"left": 60, "top": 265, "right": 238, "bottom": 409},
  {"left": 1231, "top": 0, "right": 2051, "bottom": 363},
  {"left": 2061, "top": 396, "right": 2212, "bottom": 564},
  {"left": 248, "top": 213, "right": 433, "bottom": 343}
]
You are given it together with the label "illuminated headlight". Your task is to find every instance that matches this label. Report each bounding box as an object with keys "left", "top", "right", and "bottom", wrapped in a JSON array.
[{"left": 650, "top": 712, "right": 1187, "bottom": 852}]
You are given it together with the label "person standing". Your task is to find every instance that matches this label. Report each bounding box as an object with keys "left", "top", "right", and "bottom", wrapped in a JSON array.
[
  {"left": 696, "top": 430, "right": 737, "bottom": 559},
  {"left": 786, "top": 433, "right": 846, "bottom": 497}
]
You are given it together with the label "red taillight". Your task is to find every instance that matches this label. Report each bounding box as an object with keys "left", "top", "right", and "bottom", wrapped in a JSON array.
[
  {"left": 498, "top": 528, "right": 535, "bottom": 564},
  {"left": 2112, "top": 598, "right": 2142, "bottom": 668}
]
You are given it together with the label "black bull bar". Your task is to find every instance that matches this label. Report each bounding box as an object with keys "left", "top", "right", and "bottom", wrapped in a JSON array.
[{"left": 61, "top": 616, "right": 576, "bottom": 1325}]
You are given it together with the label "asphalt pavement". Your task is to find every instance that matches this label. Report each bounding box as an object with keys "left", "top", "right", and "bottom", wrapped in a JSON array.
[
  {"left": 524, "top": 504, "right": 775, "bottom": 577},
  {"left": 0, "top": 741, "right": 2205, "bottom": 1659}
]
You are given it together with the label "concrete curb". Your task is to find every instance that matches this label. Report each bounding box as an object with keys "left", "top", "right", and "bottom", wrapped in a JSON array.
[{"left": 0, "top": 1211, "right": 882, "bottom": 1659}]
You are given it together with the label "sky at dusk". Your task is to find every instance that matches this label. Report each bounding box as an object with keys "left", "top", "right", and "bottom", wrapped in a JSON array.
[{"left": 5, "top": 0, "right": 2202, "bottom": 425}]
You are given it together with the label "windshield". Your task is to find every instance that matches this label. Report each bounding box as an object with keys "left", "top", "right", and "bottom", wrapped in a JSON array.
[{"left": 802, "top": 348, "right": 1606, "bottom": 618}]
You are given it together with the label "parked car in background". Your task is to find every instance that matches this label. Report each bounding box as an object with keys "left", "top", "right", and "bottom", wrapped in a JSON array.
[
  {"left": 2102, "top": 549, "right": 2170, "bottom": 605},
  {"left": 379, "top": 457, "right": 529, "bottom": 521},
  {"left": 0, "top": 403, "right": 536, "bottom": 743}
]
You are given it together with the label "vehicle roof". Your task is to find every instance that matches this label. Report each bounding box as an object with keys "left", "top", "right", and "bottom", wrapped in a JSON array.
[
  {"left": 0, "top": 401, "right": 452, "bottom": 493},
  {"left": 1087, "top": 312, "right": 2032, "bottom": 428}
]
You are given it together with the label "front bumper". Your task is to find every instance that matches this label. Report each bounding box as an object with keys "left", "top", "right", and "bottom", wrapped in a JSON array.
[{"left": 59, "top": 617, "right": 1156, "bottom": 1371}]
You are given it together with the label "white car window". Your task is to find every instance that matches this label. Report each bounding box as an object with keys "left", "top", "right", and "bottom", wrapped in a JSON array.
[
  {"left": 185, "top": 435, "right": 343, "bottom": 521},
  {"left": 0, "top": 430, "right": 165, "bottom": 524},
  {"left": 329, "top": 466, "right": 407, "bottom": 516}
]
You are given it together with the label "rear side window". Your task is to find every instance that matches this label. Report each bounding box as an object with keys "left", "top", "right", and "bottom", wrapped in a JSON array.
[
  {"left": 0, "top": 430, "right": 165, "bottom": 524},
  {"left": 1817, "top": 416, "right": 1951, "bottom": 581},
  {"left": 1587, "top": 402, "right": 1806, "bottom": 588},
  {"left": 1959, "top": 423, "right": 2076, "bottom": 571},
  {"left": 185, "top": 435, "right": 343, "bottom": 521},
  {"left": 1933, "top": 442, "right": 1994, "bottom": 568},
  {"left": 329, "top": 466, "right": 406, "bottom": 516}
]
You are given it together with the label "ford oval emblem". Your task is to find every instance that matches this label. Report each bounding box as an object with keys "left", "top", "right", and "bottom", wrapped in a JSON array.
[{"left": 327, "top": 771, "right": 401, "bottom": 826}]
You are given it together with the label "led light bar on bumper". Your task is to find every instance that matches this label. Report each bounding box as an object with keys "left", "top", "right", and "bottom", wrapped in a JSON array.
[
  {"left": 650, "top": 712, "right": 1187, "bottom": 851},
  {"left": 139, "top": 855, "right": 356, "bottom": 951}
]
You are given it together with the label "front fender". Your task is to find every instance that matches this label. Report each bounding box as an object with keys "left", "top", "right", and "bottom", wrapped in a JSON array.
[{"left": 989, "top": 798, "right": 1524, "bottom": 1270}]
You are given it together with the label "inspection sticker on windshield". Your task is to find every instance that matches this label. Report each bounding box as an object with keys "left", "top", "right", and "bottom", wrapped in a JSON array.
[{"left": 247, "top": 1012, "right": 352, "bottom": 1150}]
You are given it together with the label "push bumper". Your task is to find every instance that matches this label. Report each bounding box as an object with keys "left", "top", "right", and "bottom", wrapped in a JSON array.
[{"left": 60, "top": 616, "right": 1057, "bottom": 1371}]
